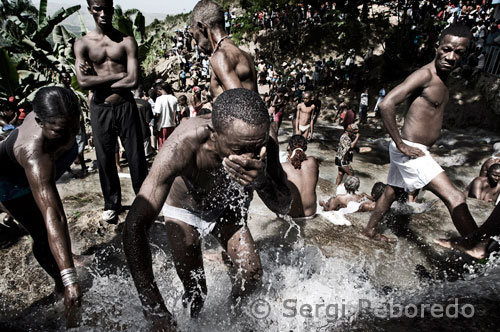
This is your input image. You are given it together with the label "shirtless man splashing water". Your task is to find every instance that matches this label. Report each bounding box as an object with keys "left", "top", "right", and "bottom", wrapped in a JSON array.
[{"left": 123, "top": 89, "right": 291, "bottom": 331}]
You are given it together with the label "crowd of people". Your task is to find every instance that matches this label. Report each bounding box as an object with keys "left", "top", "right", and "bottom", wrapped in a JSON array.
[{"left": 1, "top": 0, "right": 500, "bottom": 331}]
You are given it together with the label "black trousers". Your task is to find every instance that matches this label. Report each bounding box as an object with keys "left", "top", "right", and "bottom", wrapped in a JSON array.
[{"left": 90, "top": 97, "right": 147, "bottom": 211}]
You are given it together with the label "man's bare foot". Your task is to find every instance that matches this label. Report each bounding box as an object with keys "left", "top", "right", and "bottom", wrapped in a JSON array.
[{"left": 434, "top": 238, "right": 488, "bottom": 259}]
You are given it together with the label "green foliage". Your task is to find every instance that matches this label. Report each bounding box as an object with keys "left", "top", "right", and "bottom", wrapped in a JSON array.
[{"left": 0, "top": 0, "right": 81, "bottom": 103}]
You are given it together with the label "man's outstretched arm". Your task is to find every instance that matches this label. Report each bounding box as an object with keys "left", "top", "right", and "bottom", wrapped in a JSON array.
[{"left": 122, "top": 136, "right": 188, "bottom": 324}]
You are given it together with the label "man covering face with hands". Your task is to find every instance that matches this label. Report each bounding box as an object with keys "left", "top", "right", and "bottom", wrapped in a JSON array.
[{"left": 122, "top": 88, "right": 291, "bottom": 331}]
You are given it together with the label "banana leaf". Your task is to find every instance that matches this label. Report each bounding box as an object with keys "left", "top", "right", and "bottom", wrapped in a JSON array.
[
  {"left": 78, "top": 11, "right": 88, "bottom": 36},
  {"left": 38, "top": 0, "right": 47, "bottom": 27},
  {"left": 0, "top": 49, "right": 19, "bottom": 99},
  {"left": 38, "top": 5, "right": 80, "bottom": 40}
]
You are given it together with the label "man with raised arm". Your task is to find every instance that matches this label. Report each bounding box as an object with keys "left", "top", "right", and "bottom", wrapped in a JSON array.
[
  {"left": 361, "top": 24, "right": 480, "bottom": 242},
  {"left": 74, "top": 0, "right": 148, "bottom": 223},
  {"left": 189, "top": 0, "right": 258, "bottom": 98},
  {"left": 122, "top": 89, "right": 291, "bottom": 331}
]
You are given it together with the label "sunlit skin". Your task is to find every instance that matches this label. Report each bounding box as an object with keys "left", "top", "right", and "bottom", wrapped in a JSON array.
[
  {"left": 281, "top": 145, "right": 319, "bottom": 219},
  {"left": 122, "top": 115, "right": 290, "bottom": 331},
  {"left": 189, "top": 13, "right": 257, "bottom": 98},
  {"left": 1, "top": 111, "right": 82, "bottom": 322},
  {"left": 295, "top": 92, "right": 315, "bottom": 140},
  {"left": 467, "top": 167, "right": 500, "bottom": 202},
  {"left": 74, "top": 0, "right": 139, "bottom": 104},
  {"left": 361, "top": 34, "right": 481, "bottom": 245}
]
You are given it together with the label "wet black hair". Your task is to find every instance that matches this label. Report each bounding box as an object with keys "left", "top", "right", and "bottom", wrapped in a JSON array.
[
  {"left": 439, "top": 24, "right": 472, "bottom": 44},
  {"left": 212, "top": 88, "right": 269, "bottom": 134},
  {"left": 190, "top": 0, "right": 224, "bottom": 29},
  {"left": 288, "top": 135, "right": 307, "bottom": 169},
  {"left": 32, "top": 86, "right": 80, "bottom": 122},
  {"left": 371, "top": 182, "right": 386, "bottom": 201}
]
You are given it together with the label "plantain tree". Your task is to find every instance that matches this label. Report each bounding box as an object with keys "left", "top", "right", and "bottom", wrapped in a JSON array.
[{"left": 0, "top": 0, "right": 80, "bottom": 103}]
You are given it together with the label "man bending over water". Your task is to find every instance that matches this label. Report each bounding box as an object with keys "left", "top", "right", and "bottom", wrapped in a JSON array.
[
  {"left": 361, "top": 24, "right": 480, "bottom": 243},
  {"left": 122, "top": 89, "right": 291, "bottom": 331}
]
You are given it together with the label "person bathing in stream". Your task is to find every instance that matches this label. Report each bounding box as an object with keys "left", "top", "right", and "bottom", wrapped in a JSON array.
[
  {"left": 122, "top": 89, "right": 291, "bottom": 331},
  {"left": 281, "top": 135, "right": 319, "bottom": 220},
  {"left": 0, "top": 87, "right": 82, "bottom": 325},
  {"left": 320, "top": 178, "right": 386, "bottom": 213},
  {"left": 361, "top": 24, "right": 481, "bottom": 244}
]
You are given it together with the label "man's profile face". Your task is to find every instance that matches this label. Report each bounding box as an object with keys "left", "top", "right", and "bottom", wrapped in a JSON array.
[
  {"left": 435, "top": 34, "right": 469, "bottom": 73},
  {"left": 214, "top": 118, "right": 269, "bottom": 160},
  {"left": 88, "top": 0, "right": 114, "bottom": 29},
  {"left": 190, "top": 23, "right": 212, "bottom": 54}
]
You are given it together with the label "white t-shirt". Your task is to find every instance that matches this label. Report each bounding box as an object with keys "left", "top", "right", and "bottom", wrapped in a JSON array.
[{"left": 154, "top": 94, "right": 178, "bottom": 129}]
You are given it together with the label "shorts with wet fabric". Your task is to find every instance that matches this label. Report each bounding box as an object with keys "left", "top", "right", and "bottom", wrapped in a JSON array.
[
  {"left": 387, "top": 139, "right": 443, "bottom": 192},
  {"left": 162, "top": 192, "right": 253, "bottom": 237}
]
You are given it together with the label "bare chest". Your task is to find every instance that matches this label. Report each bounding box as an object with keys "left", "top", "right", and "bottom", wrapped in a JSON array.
[{"left": 86, "top": 39, "right": 127, "bottom": 66}]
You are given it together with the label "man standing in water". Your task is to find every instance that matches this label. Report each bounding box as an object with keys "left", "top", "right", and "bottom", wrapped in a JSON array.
[
  {"left": 190, "top": 0, "right": 258, "bottom": 97},
  {"left": 361, "top": 24, "right": 480, "bottom": 242},
  {"left": 74, "top": 0, "right": 148, "bottom": 223},
  {"left": 122, "top": 89, "right": 291, "bottom": 331}
]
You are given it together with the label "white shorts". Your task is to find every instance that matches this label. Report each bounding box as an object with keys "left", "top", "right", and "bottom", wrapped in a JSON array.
[
  {"left": 387, "top": 139, "right": 443, "bottom": 192},
  {"left": 298, "top": 124, "right": 310, "bottom": 132},
  {"left": 162, "top": 203, "right": 217, "bottom": 236}
]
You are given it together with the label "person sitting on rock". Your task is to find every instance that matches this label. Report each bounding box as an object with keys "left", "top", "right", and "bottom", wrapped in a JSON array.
[
  {"left": 320, "top": 177, "right": 386, "bottom": 213},
  {"left": 466, "top": 163, "right": 500, "bottom": 204},
  {"left": 281, "top": 135, "right": 319, "bottom": 220},
  {"left": 479, "top": 142, "right": 500, "bottom": 177}
]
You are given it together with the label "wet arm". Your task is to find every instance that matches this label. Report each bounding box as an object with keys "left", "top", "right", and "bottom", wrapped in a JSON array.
[
  {"left": 379, "top": 68, "right": 432, "bottom": 153},
  {"left": 110, "top": 37, "right": 139, "bottom": 90},
  {"left": 256, "top": 138, "right": 292, "bottom": 215},
  {"left": 73, "top": 39, "right": 125, "bottom": 90},
  {"left": 23, "top": 156, "right": 74, "bottom": 272},
  {"left": 122, "top": 143, "right": 185, "bottom": 320}
]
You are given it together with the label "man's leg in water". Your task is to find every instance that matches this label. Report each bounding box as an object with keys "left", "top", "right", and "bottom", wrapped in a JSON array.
[
  {"left": 424, "top": 172, "right": 478, "bottom": 236},
  {"left": 212, "top": 209, "right": 263, "bottom": 305},
  {"left": 2, "top": 193, "right": 63, "bottom": 291},
  {"left": 362, "top": 185, "right": 397, "bottom": 241},
  {"left": 164, "top": 219, "right": 206, "bottom": 317}
]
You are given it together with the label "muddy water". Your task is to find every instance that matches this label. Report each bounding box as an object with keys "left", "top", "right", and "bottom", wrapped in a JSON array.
[{"left": 1, "top": 120, "right": 499, "bottom": 331}]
